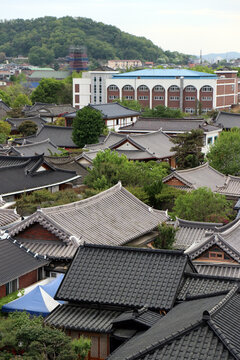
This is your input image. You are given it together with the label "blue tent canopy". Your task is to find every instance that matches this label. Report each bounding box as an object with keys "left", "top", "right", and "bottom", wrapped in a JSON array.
[
  {"left": 2, "top": 285, "right": 60, "bottom": 317},
  {"left": 41, "top": 274, "right": 64, "bottom": 298}
]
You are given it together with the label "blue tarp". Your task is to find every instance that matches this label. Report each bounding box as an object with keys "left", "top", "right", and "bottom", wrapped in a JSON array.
[{"left": 41, "top": 274, "right": 64, "bottom": 298}]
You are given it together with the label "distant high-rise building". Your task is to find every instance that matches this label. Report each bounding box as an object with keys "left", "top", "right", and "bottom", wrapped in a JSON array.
[{"left": 68, "top": 46, "right": 88, "bottom": 72}]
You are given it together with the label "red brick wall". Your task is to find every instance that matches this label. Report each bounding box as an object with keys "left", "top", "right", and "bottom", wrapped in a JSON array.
[
  {"left": 167, "top": 88, "right": 180, "bottom": 108},
  {"left": 0, "top": 285, "right": 6, "bottom": 298},
  {"left": 122, "top": 86, "right": 135, "bottom": 101},
  {"left": 75, "top": 84, "right": 79, "bottom": 92},
  {"left": 137, "top": 87, "right": 150, "bottom": 108},
  {"left": 15, "top": 223, "right": 61, "bottom": 242},
  {"left": 152, "top": 88, "right": 165, "bottom": 108},
  {"left": 164, "top": 177, "right": 186, "bottom": 186},
  {"left": 19, "top": 269, "right": 38, "bottom": 288},
  {"left": 75, "top": 95, "right": 79, "bottom": 103},
  {"left": 107, "top": 86, "right": 119, "bottom": 103}
]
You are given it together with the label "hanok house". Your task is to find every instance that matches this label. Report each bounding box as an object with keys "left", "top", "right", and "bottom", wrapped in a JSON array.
[
  {"left": 6, "top": 116, "right": 47, "bottom": 135},
  {"left": 108, "top": 285, "right": 240, "bottom": 360},
  {"left": 0, "top": 154, "right": 80, "bottom": 201},
  {"left": 214, "top": 111, "right": 240, "bottom": 130},
  {"left": 9, "top": 139, "right": 62, "bottom": 157},
  {"left": 0, "top": 233, "right": 48, "bottom": 298},
  {"left": 23, "top": 103, "right": 76, "bottom": 123},
  {"left": 163, "top": 162, "right": 240, "bottom": 199},
  {"left": 12, "top": 125, "right": 77, "bottom": 149},
  {"left": 8, "top": 183, "right": 169, "bottom": 270},
  {"left": 82, "top": 130, "right": 176, "bottom": 167},
  {"left": 119, "top": 117, "right": 222, "bottom": 154},
  {"left": 46, "top": 244, "right": 196, "bottom": 360},
  {"left": 0, "top": 208, "right": 20, "bottom": 230},
  {"left": 64, "top": 103, "right": 140, "bottom": 131}
]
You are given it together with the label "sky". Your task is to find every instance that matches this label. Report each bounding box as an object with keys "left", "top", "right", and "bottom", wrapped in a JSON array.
[{"left": 2, "top": 0, "right": 240, "bottom": 56}]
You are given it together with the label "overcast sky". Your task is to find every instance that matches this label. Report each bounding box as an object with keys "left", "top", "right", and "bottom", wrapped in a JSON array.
[{"left": 2, "top": 0, "right": 240, "bottom": 55}]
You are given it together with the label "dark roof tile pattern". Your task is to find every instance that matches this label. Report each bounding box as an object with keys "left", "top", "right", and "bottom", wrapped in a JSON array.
[
  {"left": 215, "top": 111, "right": 240, "bottom": 129},
  {"left": 6, "top": 116, "right": 47, "bottom": 131},
  {"left": 112, "top": 309, "right": 162, "bottom": 328},
  {"left": 12, "top": 139, "right": 62, "bottom": 156},
  {"left": 10, "top": 183, "right": 168, "bottom": 247},
  {"left": 55, "top": 244, "right": 191, "bottom": 311},
  {"left": 0, "top": 235, "right": 48, "bottom": 286},
  {"left": 108, "top": 287, "right": 240, "bottom": 360},
  {"left": 0, "top": 208, "right": 20, "bottom": 228},
  {"left": 177, "top": 273, "right": 239, "bottom": 301},
  {"left": 46, "top": 304, "right": 121, "bottom": 333},
  {"left": 195, "top": 263, "right": 240, "bottom": 279}
]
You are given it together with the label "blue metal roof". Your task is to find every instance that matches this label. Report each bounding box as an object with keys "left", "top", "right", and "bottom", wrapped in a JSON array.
[{"left": 113, "top": 69, "right": 217, "bottom": 79}]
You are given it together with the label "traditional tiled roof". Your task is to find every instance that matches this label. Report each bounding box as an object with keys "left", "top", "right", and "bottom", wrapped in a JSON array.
[
  {"left": 55, "top": 244, "right": 194, "bottom": 311},
  {"left": 10, "top": 183, "right": 168, "bottom": 248},
  {"left": 24, "top": 103, "right": 75, "bottom": 117},
  {"left": 46, "top": 304, "right": 121, "bottom": 333},
  {"left": 195, "top": 263, "right": 240, "bottom": 279},
  {"left": 6, "top": 116, "right": 47, "bottom": 131},
  {"left": 186, "top": 218, "right": 240, "bottom": 262},
  {"left": 0, "top": 154, "right": 80, "bottom": 197},
  {"left": 14, "top": 125, "right": 76, "bottom": 148},
  {"left": 215, "top": 111, "right": 240, "bottom": 129},
  {"left": 119, "top": 117, "right": 220, "bottom": 133},
  {"left": 85, "top": 130, "right": 175, "bottom": 160},
  {"left": 28, "top": 71, "right": 71, "bottom": 80},
  {"left": 11, "top": 139, "right": 62, "bottom": 156},
  {"left": 173, "top": 218, "right": 223, "bottom": 250},
  {"left": 163, "top": 162, "right": 227, "bottom": 191},
  {"left": 177, "top": 272, "right": 239, "bottom": 301},
  {"left": 0, "top": 234, "right": 48, "bottom": 286},
  {"left": 89, "top": 103, "right": 140, "bottom": 119},
  {"left": 217, "top": 175, "right": 240, "bottom": 198},
  {"left": 0, "top": 208, "right": 20, "bottom": 228},
  {"left": 112, "top": 309, "right": 162, "bottom": 328},
  {"left": 108, "top": 287, "right": 240, "bottom": 360}
]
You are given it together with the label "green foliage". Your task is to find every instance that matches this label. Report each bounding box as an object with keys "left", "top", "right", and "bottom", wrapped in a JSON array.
[
  {"left": 173, "top": 187, "right": 232, "bottom": 222},
  {"left": 12, "top": 93, "right": 31, "bottom": 109},
  {"left": 186, "top": 65, "right": 215, "bottom": 74},
  {"left": 0, "top": 132, "right": 6, "bottom": 144},
  {"left": 0, "top": 89, "right": 11, "bottom": 107},
  {"left": 72, "top": 106, "right": 105, "bottom": 148},
  {"left": 16, "top": 189, "right": 79, "bottom": 216},
  {"left": 207, "top": 128, "right": 240, "bottom": 175},
  {"left": 53, "top": 117, "right": 66, "bottom": 126},
  {"left": 18, "top": 120, "right": 38, "bottom": 136},
  {"left": 142, "top": 105, "right": 184, "bottom": 118},
  {"left": 28, "top": 45, "right": 54, "bottom": 66},
  {"left": 0, "top": 17, "right": 191, "bottom": 66},
  {"left": 154, "top": 222, "right": 178, "bottom": 249},
  {"left": 155, "top": 185, "right": 185, "bottom": 211},
  {"left": 31, "top": 78, "right": 72, "bottom": 104},
  {"left": 171, "top": 129, "right": 204, "bottom": 169},
  {"left": 125, "top": 186, "right": 149, "bottom": 204},
  {"left": 114, "top": 99, "right": 142, "bottom": 111},
  {"left": 0, "top": 312, "right": 91, "bottom": 359},
  {"left": 0, "top": 289, "right": 24, "bottom": 310},
  {"left": 0, "top": 120, "right": 11, "bottom": 136}
]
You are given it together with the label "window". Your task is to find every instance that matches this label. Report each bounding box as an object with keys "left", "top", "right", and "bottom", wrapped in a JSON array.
[
  {"left": 6, "top": 279, "right": 18, "bottom": 295},
  {"left": 170, "top": 96, "right": 179, "bottom": 101},
  {"left": 201, "top": 96, "right": 212, "bottom": 101},
  {"left": 169, "top": 85, "right": 180, "bottom": 92},
  {"left": 99, "top": 96, "right": 102, "bottom": 103},
  {"left": 214, "top": 135, "right": 218, "bottom": 141},
  {"left": 202, "top": 86, "right": 213, "bottom": 92},
  {"left": 99, "top": 77, "right": 102, "bottom": 82},
  {"left": 75, "top": 84, "right": 79, "bottom": 92},
  {"left": 209, "top": 251, "right": 224, "bottom": 260},
  {"left": 109, "top": 85, "right": 118, "bottom": 91},
  {"left": 94, "top": 96, "right": 97, "bottom": 103},
  {"left": 123, "top": 85, "right": 133, "bottom": 91},
  {"left": 138, "top": 85, "right": 148, "bottom": 91},
  {"left": 185, "top": 86, "right": 196, "bottom": 92},
  {"left": 99, "top": 85, "right": 102, "bottom": 93},
  {"left": 154, "top": 96, "right": 164, "bottom": 100},
  {"left": 185, "top": 96, "right": 195, "bottom": 101},
  {"left": 125, "top": 95, "right": 133, "bottom": 100},
  {"left": 154, "top": 85, "right": 164, "bottom": 92},
  {"left": 185, "top": 108, "right": 195, "bottom": 114},
  {"left": 94, "top": 77, "right": 96, "bottom": 82},
  {"left": 109, "top": 95, "right": 117, "bottom": 100},
  {"left": 138, "top": 96, "right": 148, "bottom": 100},
  {"left": 202, "top": 108, "right": 211, "bottom": 113},
  {"left": 94, "top": 85, "right": 96, "bottom": 93},
  {"left": 207, "top": 137, "right": 213, "bottom": 144}
]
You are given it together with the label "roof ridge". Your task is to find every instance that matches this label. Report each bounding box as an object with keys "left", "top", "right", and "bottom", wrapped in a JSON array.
[
  {"left": 184, "top": 271, "right": 240, "bottom": 282},
  {"left": 177, "top": 217, "right": 223, "bottom": 228},
  {"left": 208, "top": 285, "right": 239, "bottom": 317}
]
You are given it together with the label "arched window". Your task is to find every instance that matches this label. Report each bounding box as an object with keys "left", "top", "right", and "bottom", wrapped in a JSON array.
[
  {"left": 123, "top": 85, "right": 134, "bottom": 91},
  {"left": 138, "top": 85, "right": 149, "bottom": 91},
  {"left": 108, "top": 85, "right": 119, "bottom": 91},
  {"left": 185, "top": 85, "right": 196, "bottom": 92},
  {"left": 201, "top": 86, "right": 213, "bottom": 92},
  {"left": 169, "top": 85, "right": 180, "bottom": 92},
  {"left": 153, "top": 85, "right": 164, "bottom": 92}
]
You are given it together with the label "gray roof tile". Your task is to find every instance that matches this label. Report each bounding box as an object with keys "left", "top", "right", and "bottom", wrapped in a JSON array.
[{"left": 55, "top": 244, "right": 192, "bottom": 311}]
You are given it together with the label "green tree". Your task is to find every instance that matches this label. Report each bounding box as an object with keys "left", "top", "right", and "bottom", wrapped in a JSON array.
[
  {"left": 142, "top": 105, "right": 184, "bottom": 118},
  {"left": 18, "top": 120, "right": 38, "bottom": 136},
  {"left": 28, "top": 45, "right": 54, "bottom": 66},
  {"left": 114, "top": 98, "right": 142, "bottom": 111},
  {"left": 72, "top": 106, "right": 105, "bottom": 147},
  {"left": 207, "top": 128, "right": 240, "bottom": 175},
  {"left": 12, "top": 93, "right": 31, "bottom": 108},
  {"left": 31, "top": 78, "right": 71, "bottom": 104},
  {"left": 173, "top": 187, "right": 232, "bottom": 222},
  {"left": 171, "top": 129, "right": 204, "bottom": 169},
  {"left": 0, "top": 120, "right": 11, "bottom": 136},
  {"left": 154, "top": 222, "right": 178, "bottom": 249},
  {"left": 0, "top": 311, "right": 91, "bottom": 359},
  {"left": 0, "top": 89, "right": 11, "bottom": 107}
]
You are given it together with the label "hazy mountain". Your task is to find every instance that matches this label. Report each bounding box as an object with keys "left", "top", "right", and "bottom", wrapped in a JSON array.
[{"left": 202, "top": 52, "right": 240, "bottom": 63}]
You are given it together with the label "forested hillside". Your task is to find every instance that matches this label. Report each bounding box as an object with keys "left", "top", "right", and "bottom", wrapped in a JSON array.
[{"left": 0, "top": 16, "right": 191, "bottom": 66}]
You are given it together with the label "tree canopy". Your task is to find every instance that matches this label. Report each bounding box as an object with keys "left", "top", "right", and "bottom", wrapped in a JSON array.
[
  {"left": 72, "top": 106, "right": 105, "bottom": 148},
  {"left": 0, "top": 311, "right": 91, "bottom": 359},
  {"left": 0, "top": 17, "right": 192, "bottom": 66},
  {"left": 114, "top": 99, "right": 142, "bottom": 111},
  {"left": 30, "top": 78, "right": 72, "bottom": 104},
  {"left": 171, "top": 129, "right": 204, "bottom": 169},
  {"left": 142, "top": 105, "right": 184, "bottom": 118},
  {"left": 207, "top": 128, "right": 240, "bottom": 175},
  {"left": 18, "top": 120, "right": 38, "bottom": 136},
  {"left": 173, "top": 187, "right": 233, "bottom": 223}
]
